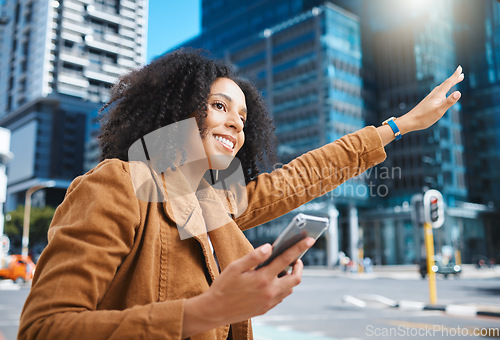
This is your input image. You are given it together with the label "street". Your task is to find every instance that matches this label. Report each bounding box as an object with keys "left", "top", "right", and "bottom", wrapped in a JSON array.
[
  {"left": 253, "top": 268, "right": 500, "bottom": 339},
  {"left": 1, "top": 268, "right": 499, "bottom": 339}
]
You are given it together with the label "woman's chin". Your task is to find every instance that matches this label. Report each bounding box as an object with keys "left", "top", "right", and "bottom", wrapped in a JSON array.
[{"left": 208, "top": 154, "right": 234, "bottom": 170}]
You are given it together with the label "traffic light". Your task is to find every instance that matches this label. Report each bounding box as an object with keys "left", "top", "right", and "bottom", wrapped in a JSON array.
[
  {"left": 423, "top": 189, "right": 444, "bottom": 228},
  {"left": 430, "top": 196, "right": 439, "bottom": 222}
]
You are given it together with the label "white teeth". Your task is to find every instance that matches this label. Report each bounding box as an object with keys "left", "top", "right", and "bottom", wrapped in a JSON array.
[{"left": 214, "top": 135, "right": 234, "bottom": 149}]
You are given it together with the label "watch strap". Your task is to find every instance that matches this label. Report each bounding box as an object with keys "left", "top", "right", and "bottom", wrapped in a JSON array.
[{"left": 383, "top": 117, "right": 402, "bottom": 141}]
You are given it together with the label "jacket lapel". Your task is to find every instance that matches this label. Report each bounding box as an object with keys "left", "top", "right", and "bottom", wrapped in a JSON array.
[{"left": 196, "top": 182, "right": 254, "bottom": 271}]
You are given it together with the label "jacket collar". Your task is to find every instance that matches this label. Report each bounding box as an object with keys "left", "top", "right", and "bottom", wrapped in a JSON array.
[{"left": 128, "top": 161, "right": 238, "bottom": 236}]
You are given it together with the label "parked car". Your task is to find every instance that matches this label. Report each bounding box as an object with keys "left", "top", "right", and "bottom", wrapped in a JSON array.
[
  {"left": 419, "top": 258, "right": 461, "bottom": 279},
  {"left": 0, "top": 255, "right": 36, "bottom": 283},
  {"left": 432, "top": 262, "right": 461, "bottom": 278}
]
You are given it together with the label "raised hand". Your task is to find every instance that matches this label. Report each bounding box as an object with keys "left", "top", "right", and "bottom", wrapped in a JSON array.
[{"left": 398, "top": 65, "right": 465, "bottom": 134}]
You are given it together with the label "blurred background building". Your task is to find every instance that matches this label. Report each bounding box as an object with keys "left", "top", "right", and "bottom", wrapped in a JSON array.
[
  {"left": 0, "top": 0, "right": 147, "bottom": 253},
  {"left": 0, "top": 0, "right": 147, "bottom": 213}
]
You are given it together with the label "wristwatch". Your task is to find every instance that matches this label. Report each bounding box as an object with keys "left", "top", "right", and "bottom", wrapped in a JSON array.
[{"left": 382, "top": 117, "right": 402, "bottom": 141}]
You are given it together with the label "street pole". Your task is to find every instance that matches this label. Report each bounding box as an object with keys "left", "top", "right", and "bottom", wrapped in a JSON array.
[
  {"left": 424, "top": 221, "right": 437, "bottom": 305},
  {"left": 22, "top": 181, "right": 56, "bottom": 257},
  {"left": 423, "top": 189, "right": 445, "bottom": 305}
]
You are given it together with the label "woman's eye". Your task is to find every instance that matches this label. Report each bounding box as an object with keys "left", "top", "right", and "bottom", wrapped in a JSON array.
[
  {"left": 213, "top": 102, "right": 225, "bottom": 110},
  {"left": 241, "top": 117, "right": 246, "bottom": 126}
]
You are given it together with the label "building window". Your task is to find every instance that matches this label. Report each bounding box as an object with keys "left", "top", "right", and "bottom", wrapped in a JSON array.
[
  {"left": 94, "top": 0, "right": 120, "bottom": 14},
  {"left": 454, "top": 130, "right": 462, "bottom": 145},
  {"left": 457, "top": 172, "right": 465, "bottom": 189},
  {"left": 455, "top": 151, "right": 463, "bottom": 167}
]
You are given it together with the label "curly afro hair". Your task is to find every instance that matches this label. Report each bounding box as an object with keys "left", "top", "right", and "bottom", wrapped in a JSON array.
[{"left": 98, "top": 48, "right": 277, "bottom": 183}]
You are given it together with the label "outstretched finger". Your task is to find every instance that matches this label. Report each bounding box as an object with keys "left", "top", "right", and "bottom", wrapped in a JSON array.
[{"left": 439, "top": 65, "right": 464, "bottom": 93}]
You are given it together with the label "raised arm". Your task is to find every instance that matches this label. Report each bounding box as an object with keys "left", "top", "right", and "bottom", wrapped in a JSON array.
[{"left": 236, "top": 66, "right": 464, "bottom": 230}]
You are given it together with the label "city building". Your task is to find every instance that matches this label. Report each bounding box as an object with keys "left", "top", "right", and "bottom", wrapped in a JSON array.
[
  {"left": 0, "top": 0, "right": 147, "bottom": 112},
  {"left": 456, "top": 0, "right": 500, "bottom": 208},
  {"left": 336, "top": 0, "right": 499, "bottom": 265},
  {"left": 454, "top": 0, "right": 500, "bottom": 262},
  {"left": 1, "top": 95, "right": 97, "bottom": 210},
  {"left": 0, "top": 0, "right": 148, "bottom": 213}
]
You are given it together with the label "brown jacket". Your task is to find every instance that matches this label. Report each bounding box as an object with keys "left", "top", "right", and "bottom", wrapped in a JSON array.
[{"left": 18, "top": 126, "right": 386, "bottom": 340}]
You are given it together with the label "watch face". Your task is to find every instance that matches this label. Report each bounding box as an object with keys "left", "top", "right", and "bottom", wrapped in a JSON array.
[{"left": 382, "top": 117, "right": 396, "bottom": 125}]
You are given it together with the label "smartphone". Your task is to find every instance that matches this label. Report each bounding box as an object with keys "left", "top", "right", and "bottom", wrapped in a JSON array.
[{"left": 255, "top": 213, "right": 329, "bottom": 277}]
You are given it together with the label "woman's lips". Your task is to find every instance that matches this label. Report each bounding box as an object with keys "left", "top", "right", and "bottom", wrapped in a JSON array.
[{"left": 213, "top": 135, "right": 234, "bottom": 153}]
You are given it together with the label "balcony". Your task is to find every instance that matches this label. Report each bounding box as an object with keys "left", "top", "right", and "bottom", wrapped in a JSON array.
[
  {"left": 63, "top": 1, "right": 84, "bottom": 12},
  {"left": 121, "top": 0, "right": 136, "bottom": 10},
  {"left": 58, "top": 73, "right": 89, "bottom": 88},
  {"left": 58, "top": 83, "right": 87, "bottom": 99},
  {"left": 118, "top": 58, "right": 137, "bottom": 68},
  {"left": 84, "top": 70, "right": 117, "bottom": 84},
  {"left": 102, "top": 63, "right": 125, "bottom": 76},
  {"left": 87, "top": 5, "right": 121, "bottom": 25},
  {"left": 60, "top": 50, "right": 90, "bottom": 67},
  {"left": 86, "top": 37, "right": 120, "bottom": 54},
  {"left": 61, "top": 31, "right": 83, "bottom": 43},
  {"left": 100, "top": 33, "right": 134, "bottom": 49},
  {"left": 61, "top": 19, "right": 92, "bottom": 35},
  {"left": 119, "top": 28, "right": 135, "bottom": 39}
]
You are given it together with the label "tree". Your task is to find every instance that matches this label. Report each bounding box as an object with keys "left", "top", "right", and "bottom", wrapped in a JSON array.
[{"left": 4, "top": 205, "right": 56, "bottom": 256}]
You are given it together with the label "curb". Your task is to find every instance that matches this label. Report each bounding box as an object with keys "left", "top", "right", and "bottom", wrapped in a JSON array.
[{"left": 342, "top": 294, "right": 500, "bottom": 318}]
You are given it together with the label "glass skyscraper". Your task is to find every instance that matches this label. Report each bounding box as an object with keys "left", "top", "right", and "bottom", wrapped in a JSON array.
[{"left": 454, "top": 0, "right": 500, "bottom": 261}]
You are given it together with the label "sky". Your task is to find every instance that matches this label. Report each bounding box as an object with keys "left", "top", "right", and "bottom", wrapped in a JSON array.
[{"left": 146, "top": 0, "right": 201, "bottom": 63}]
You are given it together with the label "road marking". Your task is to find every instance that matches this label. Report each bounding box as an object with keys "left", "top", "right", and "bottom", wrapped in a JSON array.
[
  {"left": 398, "top": 300, "right": 426, "bottom": 310},
  {"left": 445, "top": 305, "right": 477, "bottom": 317},
  {"left": 342, "top": 295, "right": 367, "bottom": 308}
]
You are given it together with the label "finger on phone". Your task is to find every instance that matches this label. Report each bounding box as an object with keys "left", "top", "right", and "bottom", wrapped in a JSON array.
[
  {"left": 284, "top": 259, "right": 304, "bottom": 281},
  {"left": 233, "top": 243, "right": 272, "bottom": 273},
  {"left": 265, "top": 237, "right": 314, "bottom": 277}
]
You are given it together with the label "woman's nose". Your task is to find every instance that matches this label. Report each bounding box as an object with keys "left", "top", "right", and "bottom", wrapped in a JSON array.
[{"left": 226, "top": 111, "right": 244, "bottom": 132}]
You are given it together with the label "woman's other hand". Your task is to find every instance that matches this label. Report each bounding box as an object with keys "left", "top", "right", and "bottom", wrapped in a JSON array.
[{"left": 182, "top": 238, "right": 314, "bottom": 338}]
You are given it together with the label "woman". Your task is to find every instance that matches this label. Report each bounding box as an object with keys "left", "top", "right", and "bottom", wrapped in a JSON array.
[{"left": 18, "top": 49, "right": 464, "bottom": 339}]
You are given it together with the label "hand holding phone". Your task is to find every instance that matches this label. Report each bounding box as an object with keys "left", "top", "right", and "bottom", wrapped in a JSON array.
[{"left": 255, "top": 213, "right": 329, "bottom": 277}]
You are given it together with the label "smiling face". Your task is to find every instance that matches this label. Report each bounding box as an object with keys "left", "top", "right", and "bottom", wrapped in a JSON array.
[{"left": 200, "top": 77, "right": 247, "bottom": 170}]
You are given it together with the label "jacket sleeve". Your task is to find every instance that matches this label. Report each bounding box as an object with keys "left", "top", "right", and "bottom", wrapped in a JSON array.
[
  {"left": 235, "top": 126, "right": 387, "bottom": 230},
  {"left": 18, "top": 160, "right": 185, "bottom": 340}
]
